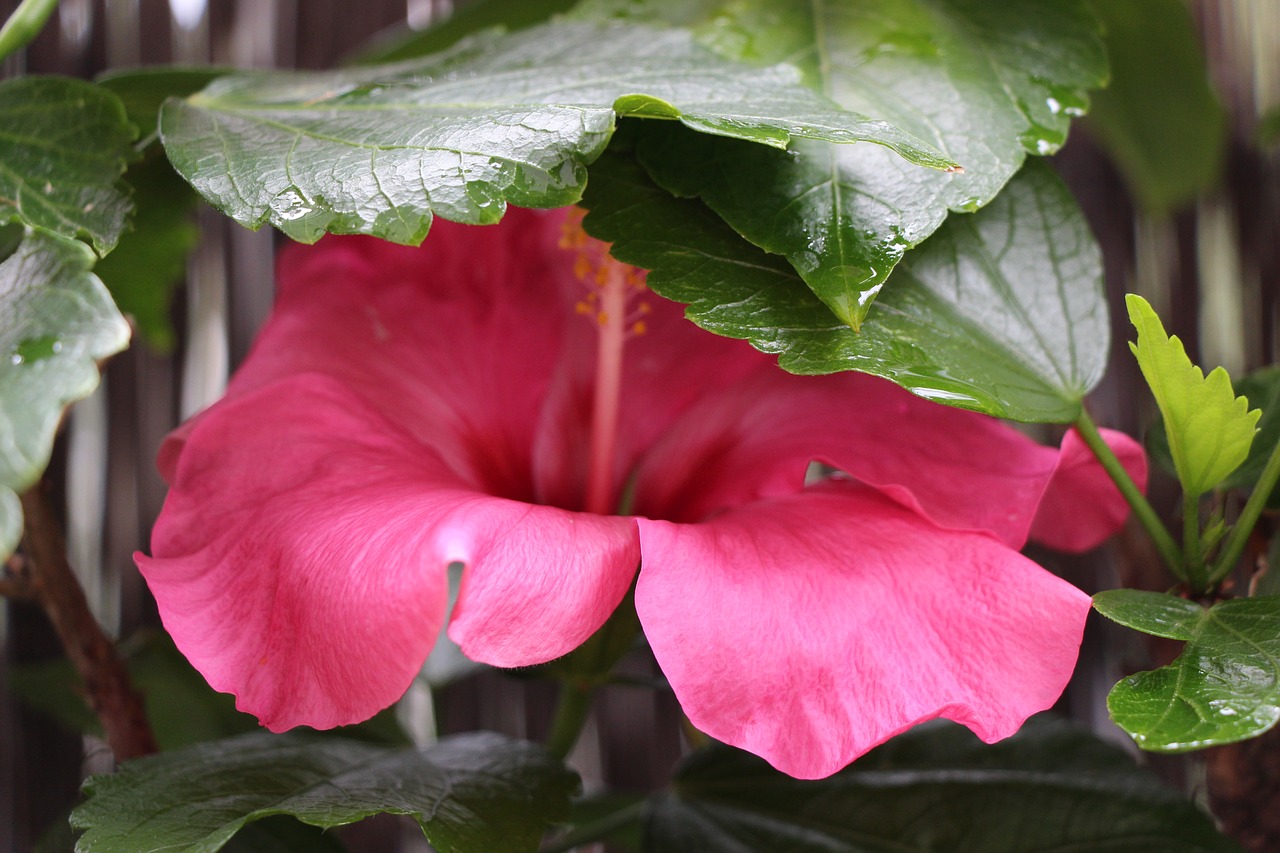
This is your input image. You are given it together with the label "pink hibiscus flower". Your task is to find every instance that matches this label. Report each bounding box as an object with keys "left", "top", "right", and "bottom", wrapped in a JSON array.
[{"left": 137, "top": 208, "right": 1144, "bottom": 779}]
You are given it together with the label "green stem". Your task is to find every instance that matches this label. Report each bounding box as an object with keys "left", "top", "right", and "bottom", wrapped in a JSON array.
[
  {"left": 1183, "top": 492, "right": 1206, "bottom": 591},
  {"left": 1074, "top": 409, "right": 1183, "bottom": 576},
  {"left": 0, "top": 0, "right": 59, "bottom": 62},
  {"left": 1209, "top": 437, "right": 1280, "bottom": 587},
  {"left": 541, "top": 801, "right": 647, "bottom": 853},
  {"left": 544, "top": 679, "right": 595, "bottom": 762}
]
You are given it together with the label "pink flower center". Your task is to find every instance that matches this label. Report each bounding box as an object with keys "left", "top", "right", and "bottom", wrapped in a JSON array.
[{"left": 560, "top": 211, "right": 649, "bottom": 515}]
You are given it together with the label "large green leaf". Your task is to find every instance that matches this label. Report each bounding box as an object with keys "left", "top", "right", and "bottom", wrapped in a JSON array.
[
  {"left": 0, "top": 230, "right": 130, "bottom": 558},
  {"left": 1095, "top": 590, "right": 1280, "bottom": 752},
  {"left": 577, "top": 0, "right": 1106, "bottom": 328},
  {"left": 159, "top": 20, "right": 951, "bottom": 246},
  {"left": 0, "top": 77, "right": 135, "bottom": 254},
  {"left": 92, "top": 152, "right": 200, "bottom": 351},
  {"left": 1085, "top": 0, "right": 1226, "bottom": 215},
  {"left": 71, "top": 732, "right": 579, "bottom": 853},
  {"left": 581, "top": 151, "right": 1107, "bottom": 422},
  {"left": 356, "top": 0, "right": 580, "bottom": 64},
  {"left": 645, "top": 718, "right": 1237, "bottom": 852},
  {"left": 98, "top": 67, "right": 229, "bottom": 142},
  {"left": 1128, "top": 294, "right": 1259, "bottom": 497}
]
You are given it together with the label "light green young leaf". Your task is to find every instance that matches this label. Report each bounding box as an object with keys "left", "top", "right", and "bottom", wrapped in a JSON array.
[
  {"left": 159, "top": 20, "right": 951, "bottom": 246},
  {"left": 1127, "top": 294, "right": 1260, "bottom": 496},
  {"left": 0, "top": 230, "right": 131, "bottom": 559},
  {"left": 0, "top": 77, "right": 135, "bottom": 255},
  {"left": 1095, "top": 592, "right": 1280, "bottom": 752},
  {"left": 71, "top": 732, "right": 579, "bottom": 853}
]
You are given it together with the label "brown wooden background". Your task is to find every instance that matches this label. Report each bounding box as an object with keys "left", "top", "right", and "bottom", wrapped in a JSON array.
[{"left": 0, "top": 1, "right": 1276, "bottom": 851}]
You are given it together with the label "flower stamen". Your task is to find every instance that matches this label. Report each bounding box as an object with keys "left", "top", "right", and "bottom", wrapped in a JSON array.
[{"left": 561, "top": 209, "right": 649, "bottom": 514}]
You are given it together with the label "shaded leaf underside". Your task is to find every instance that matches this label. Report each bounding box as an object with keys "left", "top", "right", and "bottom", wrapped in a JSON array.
[{"left": 582, "top": 152, "right": 1106, "bottom": 423}]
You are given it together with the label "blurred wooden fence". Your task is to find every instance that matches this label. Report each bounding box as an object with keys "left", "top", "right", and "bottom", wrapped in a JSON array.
[{"left": 0, "top": 1, "right": 1276, "bottom": 851}]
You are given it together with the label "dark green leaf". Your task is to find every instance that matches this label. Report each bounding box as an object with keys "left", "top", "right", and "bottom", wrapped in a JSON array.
[
  {"left": 1092, "top": 589, "right": 1204, "bottom": 640},
  {"left": 0, "top": 77, "right": 135, "bottom": 254},
  {"left": 1085, "top": 0, "right": 1227, "bottom": 215},
  {"left": 11, "top": 630, "right": 410, "bottom": 750},
  {"left": 582, "top": 151, "right": 1107, "bottom": 422},
  {"left": 1221, "top": 367, "right": 1280, "bottom": 500},
  {"left": 0, "top": 0, "right": 59, "bottom": 64},
  {"left": 545, "top": 794, "right": 645, "bottom": 853},
  {"left": 1258, "top": 106, "right": 1280, "bottom": 148},
  {"left": 93, "top": 152, "right": 200, "bottom": 351},
  {"left": 97, "top": 68, "right": 230, "bottom": 143},
  {"left": 1096, "top": 593, "right": 1280, "bottom": 751},
  {"left": 356, "top": 0, "right": 579, "bottom": 64},
  {"left": 10, "top": 631, "right": 259, "bottom": 749},
  {"left": 159, "top": 20, "right": 950, "bottom": 246},
  {"left": 71, "top": 732, "right": 579, "bottom": 853},
  {"left": 221, "top": 817, "right": 347, "bottom": 853},
  {"left": 579, "top": 0, "right": 1106, "bottom": 327},
  {"left": 0, "top": 230, "right": 130, "bottom": 558},
  {"left": 645, "top": 717, "right": 1237, "bottom": 852}
]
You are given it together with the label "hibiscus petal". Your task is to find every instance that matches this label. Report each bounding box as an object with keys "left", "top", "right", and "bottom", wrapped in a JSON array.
[
  {"left": 635, "top": 482, "right": 1091, "bottom": 779},
  {"left": 165, "top": 210, "right": 582, "bottom": 501},
  {"left": 1031, "top": 426, "right": 1148, "bottom": 552},
  {"left": 635, "top": 370, "right": 1136, "bottom": 550},
  {"left": 139, "top": 374, "right": 638, "bottom": 731}
]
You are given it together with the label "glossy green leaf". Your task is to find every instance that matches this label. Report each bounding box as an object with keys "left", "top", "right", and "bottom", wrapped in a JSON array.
[
  {"left": 0, "top": 230, "right": 131, "bottom": 559},
  {"left": 1092, "top": 589, "right": 1204, "bottom": 640},
  {"left": 582, "top": 152, "right": 1107, "bottom": 422},
  {"left": 93, "top": 152, "right": 200, "bottom": 351},
  {"left": 1095, "top": 592, "right": 1280, "bottom": 752},
  {"left": 646, "top": 717, "right": 1238, "bottom": 852},
  {"left": 578, "top": 0, "right": 1105, "bottom": 327},
  {"left": 159, "top": 20, "right": 951, "bottom": 246},
  {"left": 71, "top": 732, "right": 579, "bottom": 853},
  {"left": 0, "top": 77, "right": 135, "bottom": 254},
  {"left": 356, "top": 0, "right": 579, "bottom": 64},
  {"left": 1085, "top": 0, "right": 1226, "bottom": 215},
  {"left": 1127, "top": 294, "right": 1260, "bottom": 496}
]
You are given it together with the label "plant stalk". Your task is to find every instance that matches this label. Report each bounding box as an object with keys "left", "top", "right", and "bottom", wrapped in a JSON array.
[
  {"left": 1209, "top": 437, "right": 1280, "bottom": 587},
  {"left": 18, "top": 485, "right": 157, "bottom": 760},
  {"left": 1074, "top": 409, "right": 1183, "bottom": 576},
  {"left": 544, "top": 678, "right": 595, "bottom": 762},
  {"left": 1183, "top": 491, "right": 1207, "bottom": 591},
  {"left": 0, "top": 0, "right": 59, "bottom": 62}
]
